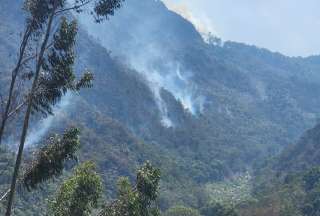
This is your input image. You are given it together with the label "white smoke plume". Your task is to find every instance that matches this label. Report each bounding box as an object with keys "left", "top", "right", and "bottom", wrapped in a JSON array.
[
  {"left": 74, "top": 0, "right": 206, "bottom": 127},
  {"left": 5, "top": 93, "right": 73, "bottom": 150},
  {"left": 152, "top": 84, "right": 173, "bottom": 127},
  {"left": 140, "top": 61, "right": 204, "bottom": 115},
  {"left": 125, "top": 43, "right": 205, "bottom": 126},
  {"left": 25, "top": 93, "right": 73, "bottom": 147},
  {"left": 162, "top": 1, "right": 218, "bottom": 43}
]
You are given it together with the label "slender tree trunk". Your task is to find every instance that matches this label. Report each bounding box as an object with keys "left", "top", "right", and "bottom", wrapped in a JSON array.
[
  {"left": 5, "top": 7, "right": 57, "bottom": 215},
  {"left": 0, "top": 28, "right": 31, "bottom": 145}
]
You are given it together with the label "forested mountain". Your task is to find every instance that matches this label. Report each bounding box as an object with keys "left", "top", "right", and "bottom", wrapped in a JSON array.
[{"left": 1, "top": 0, "right": 320, "bottom": 215}]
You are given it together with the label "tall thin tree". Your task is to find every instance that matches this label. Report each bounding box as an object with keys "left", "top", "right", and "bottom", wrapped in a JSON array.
[
  {"left": 0, "top": 0, "right": 125, "bottom": 144},
  {"left": 0, "top": 0, "right": 50, "bottom": 144},
  {"left": 4, "top": 0, "right": 125, "bottom": 215}
]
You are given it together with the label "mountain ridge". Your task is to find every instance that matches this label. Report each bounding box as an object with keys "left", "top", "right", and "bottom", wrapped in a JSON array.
[{"left": 1, "top": 0, "right": 320, "bottom": 214}]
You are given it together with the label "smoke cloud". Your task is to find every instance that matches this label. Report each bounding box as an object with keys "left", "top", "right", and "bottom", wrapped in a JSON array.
[
  {"left": 25, "top": 93, "right": 73, "bottom": 147},
  {"left": 162, "top": 0, "right": 320, "bottom": 57},
  {"left": 6, "top": 93, "right": 73, "bottom": 150},
  {"left": 113, "top": 41, "right": 205, "bottom": 127},
  {"left": 163, "top": 1, "right": 217, "bottom": 39},
  {"left": 75, "top": 0, "right": 205, "bottom": 127}
]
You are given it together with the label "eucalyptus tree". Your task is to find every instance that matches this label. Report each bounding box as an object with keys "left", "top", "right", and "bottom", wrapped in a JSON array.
[
  {"left": 0, "top": 0, "right": 48, "bottom": 145},
  {"left": 48, "top": 161, "right": 103, "bottom": 216},
  {"left": 49, "top": 161, "right": 161, "bottom": 216},
  {"left": 0, "top": 0, "right": 124, "bottom": 144},
  {"left": 0, "top": 127, "right": 81, "bottom": 209},
  {"left": 23, "top": 127, "right": 81, "bottom": 191},
  {"left": 99, "top": 162, "right": 161, "bottom": 216},
  {"left": 4, "top": 0, "right": 125, "bottom": 215}
]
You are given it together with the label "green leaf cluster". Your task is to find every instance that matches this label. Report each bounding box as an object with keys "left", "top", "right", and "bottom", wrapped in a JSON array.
[
  {"left": 48, "top": 161, "right": 103, "bottom": 216},
  {"left": 23, "top": 127, "right": 81, "bottom": 191},
  {"left": 100, "top": 161, "right": 161, "bottom": 216}
]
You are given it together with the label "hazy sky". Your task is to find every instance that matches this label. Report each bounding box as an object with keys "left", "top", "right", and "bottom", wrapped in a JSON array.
[{"left": 162, "top": 0, "right": 320, "bottom": 57}]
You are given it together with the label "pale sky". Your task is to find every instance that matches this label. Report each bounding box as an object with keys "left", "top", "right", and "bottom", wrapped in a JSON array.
[{"left": 162, "top": 0, "right": 320, "bottom": 57}]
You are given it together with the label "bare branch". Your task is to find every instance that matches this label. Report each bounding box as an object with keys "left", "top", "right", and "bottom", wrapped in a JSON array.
[
  {"left": 55, "top": 0, "right": 93, "bottom": 15},
  {"left": 20, "top": 42, "right": 54, "bottom": 68},
  {"left": 0, "top": 189, "right": 10, "bottom": 202},
  {"left": 7, "top": 101, "right": 27, "bottom": 120}
]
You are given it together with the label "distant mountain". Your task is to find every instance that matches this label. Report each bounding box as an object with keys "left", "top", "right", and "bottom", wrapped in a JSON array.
[
  {"left": 242, "top": 123, "right": 320, "bottom": 216},
  {"left": 1, "top": 0, "right": 320, "bottom": 214},
  {"left": 271, "top": 123, "right": 320, "bottom": 174},
  {"left": 74, "top": 0, "right": 320, "bottom": 172}
]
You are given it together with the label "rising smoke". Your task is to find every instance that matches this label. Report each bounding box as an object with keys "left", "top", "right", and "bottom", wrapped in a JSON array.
[
  {"left": 162, "top": 1, "right": 219, "bottom": 44},
  {"left": 75, "top": 0, "right": 205, "bottom": 127},
  {"left": 6, "top": 93, "right": 73, "bottom": 150},
  {"left": 25, "top": 93, "right": 73, "bottom": 147}
]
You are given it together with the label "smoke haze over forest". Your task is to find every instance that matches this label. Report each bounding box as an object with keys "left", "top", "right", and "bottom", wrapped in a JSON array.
[{"left": 163, "top": 0, "right": 320, "bottom": 57}]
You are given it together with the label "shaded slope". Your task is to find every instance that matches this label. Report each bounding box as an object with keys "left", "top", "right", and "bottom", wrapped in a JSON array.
[{"left": 2, "top": 1, "right": 320, "bottom": 214}]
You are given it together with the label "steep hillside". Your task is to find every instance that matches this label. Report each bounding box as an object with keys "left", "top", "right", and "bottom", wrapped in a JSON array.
[
  {"left": 275, "top": 123, "right": 320, "bottom": 173},
  {"left": 76, "top": 0, "right": 320, "bottom": 171},
  {"left": 1, "top": 0, "right": 320, "bottom": 214},
  {"left": 238, "top": 122, "right": 320, "bottom": 216}
]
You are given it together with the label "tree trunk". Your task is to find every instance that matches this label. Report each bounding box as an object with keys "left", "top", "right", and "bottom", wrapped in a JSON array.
[
  {"left": 5, "top": 7, "right": 57, "bottom": 215},
  {"left": 0, "top": 27, "right": 31, "bottom": 145}
]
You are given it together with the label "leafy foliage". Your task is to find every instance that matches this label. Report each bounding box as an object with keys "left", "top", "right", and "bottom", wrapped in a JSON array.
[
  {"left": 301, "top": 167, "right": 320, "bottom": 216},
  {"left": 3, "top": 0, "right": 320, "bottom": 215},
  {"left": 23, "top": 0, "right": 51, "bottom": 31},
  {"left": 164, "top": 206, "right": 201, "bottom": 216},
  {"left": 303, "top": 167, "right": 320, "bottom": 192},
  {"left": 33, "top": 17, "right": 93, "bottom": 115},
  {"left": 75, "top": 71, "right": 94, "bottom": 90},
  {"left": 93, "top": 0, "right": 125, "bottom": 23},
  {"left": 23, "top": 127, "right": 80, "bottom": 191},
  {"left": 200, "top": 202, "right": 238, "bottom": 216},
  {"left": 48, "top": 161, "right": 103, "bottom": 216},
  {"left": 302, "top": 187, "right": 320, "bottom": 216},
  {"left": 205, "top": 172, "right": 253, "bottom": 207},
  {"left": 99, "top": 161, "right": 160, "bottom": 216}
]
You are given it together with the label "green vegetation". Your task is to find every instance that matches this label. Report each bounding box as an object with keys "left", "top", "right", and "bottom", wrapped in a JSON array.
[
  {"left": 164, "top": 206, "right": 201, "bottom": 216},
  {"left": 49, "top": 161, "right": 103, "bottom": 216},
  {"left": 0, "top": 0, "right": 124, "bottom": 214},
  {"left": 201, "top": 202, "right": 238, "bottom": 216},
  {"left": 205, "top": 172, "right": 253, "bottom": 206},
  {"left": 163, "top": 203, "right": 238, "bottom": 216},
  {"left": 23, "top": 127, "right": 81, "bottom": 191},
  {"left": 100, "top": 162, "right": 161, "bottom": 216},
  {"left": 1, "top": 0, "right": 320, "bottom": 215}
]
